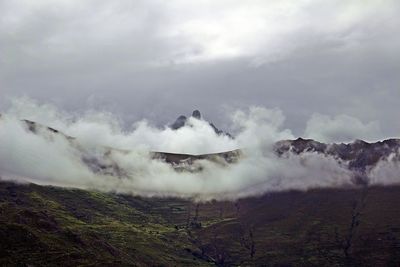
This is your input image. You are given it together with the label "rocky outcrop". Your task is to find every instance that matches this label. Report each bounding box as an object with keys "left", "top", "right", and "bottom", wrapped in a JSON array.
[
  {"left": 170, "top": 115, "right": 187, "bottom": 130},
  {"left": 169, "top": 110, "right": 232, "bottom": 138},
  {"left": 192, "top": 110, "right": 201, "bottom": 119},
  {"left": 274, "top": 137, "right": 400, "bottom": 171}
]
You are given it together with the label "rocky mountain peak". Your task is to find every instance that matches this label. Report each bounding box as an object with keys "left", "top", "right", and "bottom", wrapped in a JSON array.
[
  {"left": 170, "top": 115, "right": 187, "bottom": 130},
  {"left": 169, "top": 110, "right": 232, "bottom": 138},
  {"left": 192, "top": 110, "right": 201, "bottom": 119}
]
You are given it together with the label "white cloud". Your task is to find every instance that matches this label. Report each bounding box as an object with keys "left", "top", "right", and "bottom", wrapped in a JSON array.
[
  {"left": 369, "top": 152, "right": 400, "bottom": 186},
  {"left": 159, "top": 0, "right": 397, "bottom": 64},
  {"left": 1, "top": 0, "right": 398, "bottom": 65},
  {"left": 304, "top": 113, "right": 382, "bottom": 143},
  {"left": 0, "top": 98, "right": 360, "bottom": 200},
  {"left": 2, "top": 98, "right": 398, "bottom": 200}
]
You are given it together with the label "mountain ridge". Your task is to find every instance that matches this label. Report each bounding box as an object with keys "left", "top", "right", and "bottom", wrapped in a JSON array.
[{"left": 1, "top": 114, "right": 399, "bottom": 175}]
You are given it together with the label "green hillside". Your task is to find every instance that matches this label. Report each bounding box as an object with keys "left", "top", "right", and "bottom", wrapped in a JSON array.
[{"left": 1, "top": 181, "right": 400, "bottom": 266}]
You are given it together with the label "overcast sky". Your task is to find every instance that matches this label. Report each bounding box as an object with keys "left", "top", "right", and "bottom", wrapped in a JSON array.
[{"left": 1, "top": 0, "right": 399, "bottom": 140}]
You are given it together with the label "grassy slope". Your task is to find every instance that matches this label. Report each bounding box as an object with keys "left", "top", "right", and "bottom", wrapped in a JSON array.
[{"left": 1, "top": 181, "right": 400, "bottom": 266}]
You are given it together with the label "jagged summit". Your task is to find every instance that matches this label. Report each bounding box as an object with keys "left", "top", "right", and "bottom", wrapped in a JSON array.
[
  {"left": 170, "top": 110, "right": 202, "bottom": 130},
  {"left": 169, "top": 110, "right": 232, "bottom": 137},
  {"left": 192, "top": 109, "right": 201, "bottom": 119},
  {"left": 170, "top": 115, "right": 187, "bottom": 130}
]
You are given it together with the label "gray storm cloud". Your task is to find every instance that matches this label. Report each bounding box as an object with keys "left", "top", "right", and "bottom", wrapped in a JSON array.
[
  {"left": 1, "top": 0, "right": 399, "bottom": 139},
  {"left": 1, "top": 98, "right": 398, "bottom": 200}
]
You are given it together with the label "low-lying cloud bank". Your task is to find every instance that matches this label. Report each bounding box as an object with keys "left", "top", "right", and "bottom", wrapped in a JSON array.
[
  {"left": 304, "top": 113, "right": 382, "bottom": 143},
  {"left": 0, "top": 98, "right": 398, "bottom": 200}
]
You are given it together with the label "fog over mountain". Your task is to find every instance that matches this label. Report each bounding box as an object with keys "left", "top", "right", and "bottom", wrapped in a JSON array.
[
  {"left": 2, "top": 2, "right": 400, "bottom": 266},
  {"left": 1, "top": 98, "right": 399, "bottom": 200},
  {"left": 0, "top": 0, "right": 399, "bottom": 202}
]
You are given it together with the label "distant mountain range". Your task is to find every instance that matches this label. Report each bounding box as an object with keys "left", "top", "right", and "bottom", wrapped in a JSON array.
[
  {"left": 275, "top": 137, "right": 400, "bottom": 183},
  {"left": 275, "top": 138, "right": 400, "bottom": 169},
  {"left": 1, "top": 113, "right": 399, "bottom": 176}
]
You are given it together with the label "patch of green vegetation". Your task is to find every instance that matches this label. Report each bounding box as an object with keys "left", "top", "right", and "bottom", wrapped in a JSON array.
[{"left": 1, "top": 181, "right": 400, "bottom": 266}]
